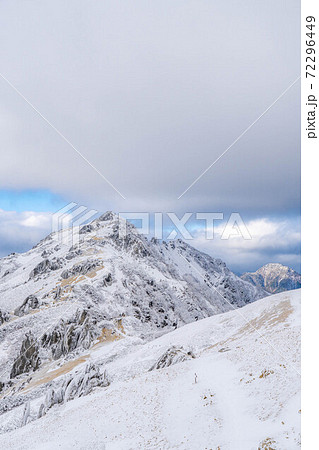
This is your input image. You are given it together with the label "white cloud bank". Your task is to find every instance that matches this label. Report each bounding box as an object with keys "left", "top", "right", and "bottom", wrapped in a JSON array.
[
  {"left": 0, "top": 210, "right": 300, "bottom": 275},
  {"left": 190, "top": 218, "right": 301, "bottom": 274},
  {"left": 0, "top": 209, "right": 51, "bottom": 256}
]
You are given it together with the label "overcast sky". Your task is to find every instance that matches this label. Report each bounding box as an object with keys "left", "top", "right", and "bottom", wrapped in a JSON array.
[{"left": 0, "top": 0, "right": 300, "bottom": 273}]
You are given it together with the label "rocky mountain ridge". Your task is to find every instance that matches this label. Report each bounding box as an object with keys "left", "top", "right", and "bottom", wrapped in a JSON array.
[
  {"left": 241, "top": 263, "right": 301, "bottom": 294},
  {"left": 0, "top": 211, "right": 267, "bottom": 435}
]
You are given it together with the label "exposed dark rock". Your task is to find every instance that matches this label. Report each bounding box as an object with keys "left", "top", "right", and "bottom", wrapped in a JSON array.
[
  {"left": 14, "top": 295, "right": 40, "bottom": 317},
  {"left": 52, "top": 286, "right": 62, "bottom": 300},
  {"left": 79, "top": 224, "right": 94, "bottom": 234},
  {"left": 65, "top": 249, "right": 82, "bottom": 260},
  {"left": 97, "top": 211, "right": 115, "bottom": 222},
  {"left": 131, "top": 241, "right": 150, "bottom": 257},
  {"left": 0, "top": 309, "right": 9, "bottom": 325},
  {"left": 61, "top": 259, "right": 102, "bottom": 280},
  {"left": 60, "top": 270, "right": 70, "bottom": 279},
  {"left": 103, "top": 273, "right": 113, "bottom": 286},
  {"left": 10, "top": 333, "right": 41, "bottom": 378},
  {"left": 29, "top": 258, "right": 63, "bottom": 278}
]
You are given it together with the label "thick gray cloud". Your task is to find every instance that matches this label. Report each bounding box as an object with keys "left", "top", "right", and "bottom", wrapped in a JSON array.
[
  {"left": 0, "top": 0, "right": 300, "bottom": 215},
  {"left": 0, "top": 1, "right": 300, "bottom": 271}
]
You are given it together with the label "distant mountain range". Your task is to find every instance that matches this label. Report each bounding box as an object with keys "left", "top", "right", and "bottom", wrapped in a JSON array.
[{"left": 241, "top": 263, "right": 301, "bottom": 294}]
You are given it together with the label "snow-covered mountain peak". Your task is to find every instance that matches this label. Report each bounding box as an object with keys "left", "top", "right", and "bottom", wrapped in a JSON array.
[
  {"left": 0, "top": 211, "right": 270, "bottom": 439},
  {"left": 241, "top": 263, "right": 301, "bottom": 294}
]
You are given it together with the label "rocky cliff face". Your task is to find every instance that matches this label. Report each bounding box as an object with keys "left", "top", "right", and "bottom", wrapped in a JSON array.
[
  {"left": 10, "top": 333, "right": 41, "bottom": 378},
  {"left": 241, "top": 263, "right": 301, "bottom": 294},
  {"left": 0, "top": 211, "right": 267, "bottom": 435}
]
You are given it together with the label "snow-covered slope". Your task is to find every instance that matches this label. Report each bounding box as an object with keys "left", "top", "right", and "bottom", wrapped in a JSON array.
[
  {"left": 0, "top": 211, "right": 266, "bottom": 378},
  {"left": 0, "top": 211, "right": 272, "bottom": 446},
  {"left": 241, "top": 263, "right": 301, "bottom": 294},
  {"left": 0, "top": 289, "right": 301, "bottom": 449}
]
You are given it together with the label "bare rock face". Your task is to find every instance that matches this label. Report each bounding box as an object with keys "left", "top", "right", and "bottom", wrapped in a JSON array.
[
  {"left": 10, "top": 333, "right": 41, "bottom": 378},
  {"left": 0, "top": 310, "right": 9, "bottom": 324},
  {"left": 97, "top": 211, "right": 115, "bottom": 222},
  {"left": 14, "top": 295, "right": 40, "bottom": 317},
  {"left": 29, "top": 258, "right": 63, "bottom": 279},
  {"left": 79, "top": 224, "right": 95, "bottom": 234},
  {"left": 103, "top": 273, "right": 112, "bottom": 286},
  {"left": 60, "top": 259, "right": 102, "bottom": 280},
  {"left": 150, "top": 346, "right": 195, "bottom": 371},
  {"left": 29, "top": 259, "right": 51, "bottom": 278},
  {"left": 65, "top": 248, "right": 82, "bottom": 260},
  {"left": 41, "top": 309, "right": 99, "bottom": 359}
]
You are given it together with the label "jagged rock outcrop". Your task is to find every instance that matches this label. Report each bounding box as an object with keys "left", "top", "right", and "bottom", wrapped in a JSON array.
[
  {"left": 97, "top": 211, "right": 115, "bottom": 222},
  {"left": 14, "top": 295, "right": 39, "bottom": 317},
  {"left": 65, "top": 248, "right": 82, "bottom": 260},
  {"left": 150, "top": 346, "right": 195, "bottom": 370},
  {"left": 79, "top": 224, "right": 95, "bottom": 234},
  {"left": 29, "top": 258, "right": 63, "bottom": 279},
  {"left": 60, "top": 259, "right": 102, "bottom": 280},
  {"left": 41, "top": 310, "right": 99, "bottom": 359},
  {"left": 0, "top": 310, "right": 9, "bottom": 325},
  {"left": 10, "top": 333, "right": 41, "bottom": 378},
  {"left": 37, "top": 363, "right": 109, "bottom": 419}
]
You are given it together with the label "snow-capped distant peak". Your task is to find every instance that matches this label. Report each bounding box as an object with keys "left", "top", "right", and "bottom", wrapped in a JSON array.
[{"left": 241, "top": 263, "right": 301, "bottom": 294}]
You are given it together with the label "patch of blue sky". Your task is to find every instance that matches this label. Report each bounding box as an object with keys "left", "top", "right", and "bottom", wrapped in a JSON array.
[{"left": 0, "top": 189, "right": 66, "bottom": 212}]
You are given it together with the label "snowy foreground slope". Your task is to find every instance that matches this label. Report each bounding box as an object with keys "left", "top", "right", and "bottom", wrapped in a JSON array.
[{"left": 0, "top": 289, "right": 300, "bottom": 449}]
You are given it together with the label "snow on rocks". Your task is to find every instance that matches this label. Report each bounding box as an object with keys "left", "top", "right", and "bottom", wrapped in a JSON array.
[
  {"left": 41, "top": 309, "right": 100, "bottom": 359},
  {"left": 0, "top": 290, "right": 300, "bottom": 449},
  {"left": 10, "top": 333, "right": 41, "bottom": 379},
  {"left": 149, "top": 345, "right": 195, "bottom": 371},
  {"left": 0, "top": 211, "right": 273, "bottom": 444},
  {"left": 37, "top": 362, "right": 109, "bottom": 420},
  {"left": 29, "top": 258, "right": 63, "bottom": 279},
  {"left": 14, "top": 295, "right": 40, "bottom": 317}
]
